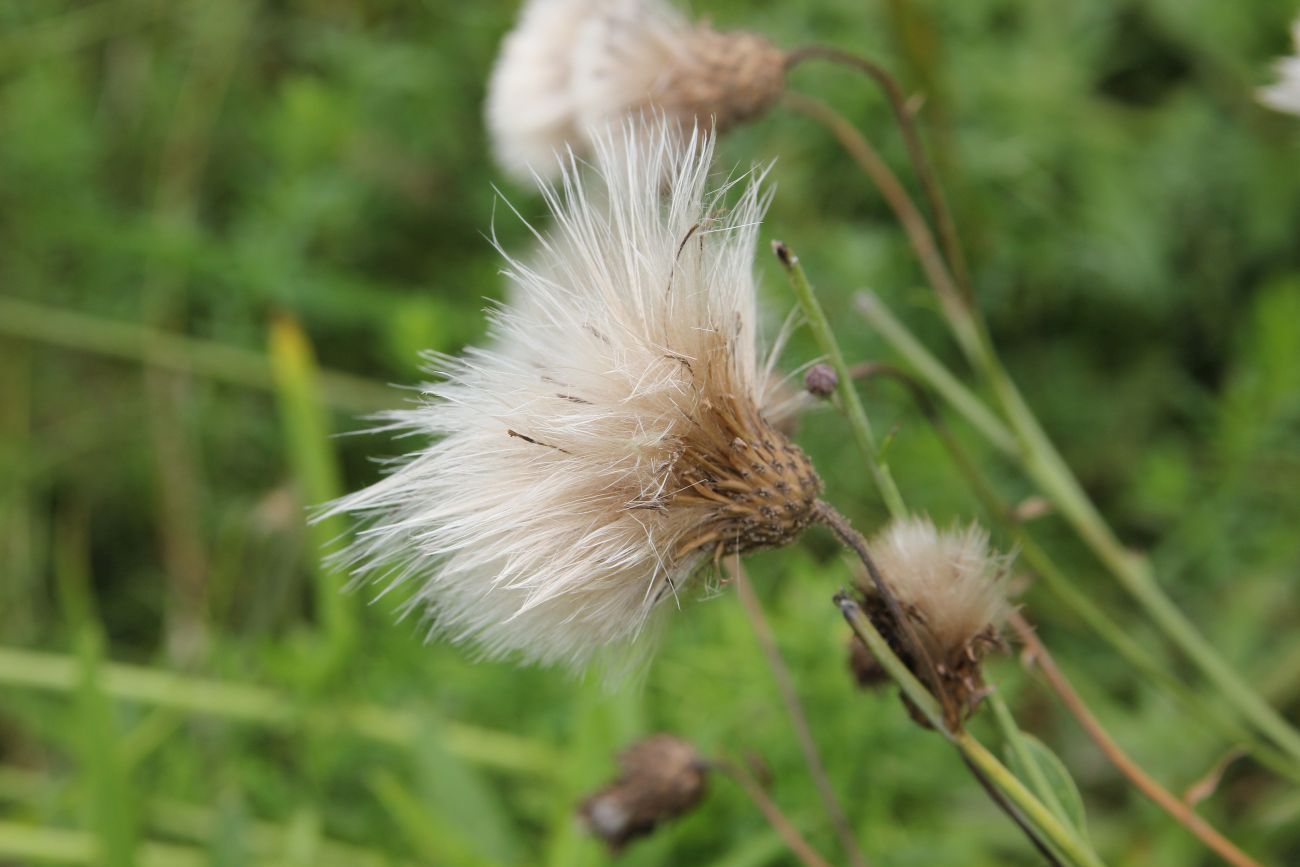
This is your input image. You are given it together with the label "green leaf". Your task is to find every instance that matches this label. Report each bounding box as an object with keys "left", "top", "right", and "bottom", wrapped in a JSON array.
[
  {"left": 1005, "top": 733, "right": 1088, "bottom": 838},
  {"left": 412, "top": 712, "right": 526, "bottom": 865},
  {"left": 368, "top": 769, "right": 496, "bottom": 867},
  {"left": 75, "top": 628, "right": 138, "bottom": 867}
]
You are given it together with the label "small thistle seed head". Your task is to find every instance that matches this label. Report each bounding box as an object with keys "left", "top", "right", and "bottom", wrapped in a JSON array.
[
  {"left": 860, "top": 516, "right": 1011, "bottom": 724},
  {"left": 804, "top": 363, "right": 839, "bottom": 398},
  {"left": 578, "top": 735, "right": 709, "bottom": 851}
]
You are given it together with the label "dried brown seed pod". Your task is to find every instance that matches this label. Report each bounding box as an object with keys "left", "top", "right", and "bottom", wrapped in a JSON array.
[{"left": 578, "top": 734, "right": 709, "bottom": 850}]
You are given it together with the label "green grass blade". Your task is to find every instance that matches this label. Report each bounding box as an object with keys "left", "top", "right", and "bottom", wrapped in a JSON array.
[
  {"left": 412, "top": 712, "right": 525, "bottom": 865},
  {"left": 0, "top": 297, "right": 394, "bottom": 414},
  {"left": 0, "top": 645, "right": 560, "bottom": 776},
  {"left": 267, "top": 314, "right": 354, "bottom": 649},
  {"left": 368, "top": 770, "right": 497, "bottom": 866}
]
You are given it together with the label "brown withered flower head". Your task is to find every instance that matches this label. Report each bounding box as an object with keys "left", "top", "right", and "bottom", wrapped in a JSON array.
[
  {"left": 856, "top": 516, "right": 1011, "bottom": 726},
  {"left": 579, "top": 734, "right": 710, "bottom": 850}
]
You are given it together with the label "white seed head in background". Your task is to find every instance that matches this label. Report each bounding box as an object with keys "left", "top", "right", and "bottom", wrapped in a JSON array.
[
  {"left": 486, "top": 0, "right": 786, "bottom": 182},
  {"left": 327, "top": 121, "right": 820, "bottom": 668},
  {"left": 1259, "top": 17, "right": 1300, "bottom": 116},
  {"left": 870, "top": 515, "right": 1010, "bottom": 663}
]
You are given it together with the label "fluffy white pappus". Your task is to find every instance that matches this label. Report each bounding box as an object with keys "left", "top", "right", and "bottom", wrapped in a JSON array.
[
  {"left": 486, "top": 0, "right": 785, "bottom": 183},
  {"left": 1259, "top": 18, "right": 1300, "bottom": 115},
  {"left": 485, "top": 0, "right": 596, "bottom": 181},
  {"left": 327, "top": 122, "right": 820, "bottom": 668},
  {"left": 870, "top": 516, "right": 1010, "bottom": 659}
]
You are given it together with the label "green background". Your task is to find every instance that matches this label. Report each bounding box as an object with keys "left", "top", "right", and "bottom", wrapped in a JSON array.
[{"left": 2, "top": 0, "right": 1299, "bottom": 864}]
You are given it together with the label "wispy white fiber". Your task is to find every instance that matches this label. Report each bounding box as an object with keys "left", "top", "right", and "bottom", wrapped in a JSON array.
[{"left": 870, "top": 516, "right": 1010, "bottom": 658}]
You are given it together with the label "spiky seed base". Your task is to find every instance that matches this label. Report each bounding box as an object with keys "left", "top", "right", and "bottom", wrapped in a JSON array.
[{"left": 674, "top": 414, "right": 820, "bottom": 559}]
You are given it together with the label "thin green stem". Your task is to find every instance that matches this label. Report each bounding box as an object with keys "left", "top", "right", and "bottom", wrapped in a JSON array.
[
  {"left": 0, "top": 296, "right": 395, "bottom": 414},
  {"left": 0, "top": 768, "right": 401, "bottom": 867},
  {"left": 854, "top": 291, "right": 1015, "bottom": 455},
  {"left": 966, "top": 319, "right": 1300, "bottom": 764},
  {"left": 957, "top": 734, "right": 1105, "bottom": 867},
  {"left": 0, "top": 821, "right": 203, "bottom": 867},
  {"left": 774, "top": 242, "right": 906, "bottom": 519},
  {"left": 837, "top": 597, "right": 1105, "bottom": 867},
  {"left": 989, "top": 692, "right": 1071, "bottom": 824},
  {"left": 268, "top": 315, "right": 355, "bottom": 650}
]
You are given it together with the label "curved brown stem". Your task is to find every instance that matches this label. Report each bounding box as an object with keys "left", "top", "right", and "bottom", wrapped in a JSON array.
[
  {"left": 784, "top": 44, "right": 972, "bottom": 303},
  {"left": 713, "top": 757, "right": 835, "bottom": 867},
  {"left": 781, "top": 92, "right": 967, "bottom": 331},
  {"left": 729, "top": 558, "right": 871, "bottom": 867},
  {"left": 1009, "top": 613, "right": 1264, "bottom": 867}
]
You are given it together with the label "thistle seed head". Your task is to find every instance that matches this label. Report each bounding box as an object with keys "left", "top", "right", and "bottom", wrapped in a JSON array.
[
  {"left": 487, "top": 0, "right": 786, "bottom": 182},
  {"left": 623, "top": 25, "right": 785, "bottom": 134},
  {"left": 326, "top": 121, "right": 817, "bottom": 668}
]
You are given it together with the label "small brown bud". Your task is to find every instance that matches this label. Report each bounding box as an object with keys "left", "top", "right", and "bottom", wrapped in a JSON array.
[
  {"left": 804, "top": 363, "right": 839, "bottom": 398},
  {"left": 578, "top": 735, "right": 709, "bottom": 851}
]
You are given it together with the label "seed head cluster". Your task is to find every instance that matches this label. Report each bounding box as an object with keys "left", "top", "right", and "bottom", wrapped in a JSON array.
[
  {"left": 486, "top": 0, "right": 786, "bottom": 182},
  {"left": 328, "top": 122, "right": 818, "bottom": 667}
]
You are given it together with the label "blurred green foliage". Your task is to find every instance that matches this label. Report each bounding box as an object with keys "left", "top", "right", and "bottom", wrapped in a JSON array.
[{"left": 2, "top": 0, "right": 1299, "bottom": 864}]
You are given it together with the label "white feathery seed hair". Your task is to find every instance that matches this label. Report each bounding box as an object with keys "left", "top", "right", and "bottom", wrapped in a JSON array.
[
  {"left": 870, "top": 516, "right": 1010, "bottom": 661},
  {"left": 328, "top": 121, "right": 821, "bottom": 668},
  {"left": 486, "top": 0, "right": 785, "bottom": 183},
  {"left": 1259, "top": 17, "right": 1300, "bottom": 116},
  {"left": 485, "top": 0, "right": 595, "bottom": 182}
]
